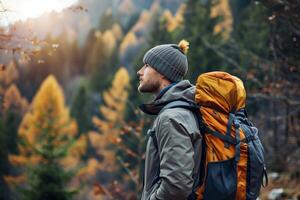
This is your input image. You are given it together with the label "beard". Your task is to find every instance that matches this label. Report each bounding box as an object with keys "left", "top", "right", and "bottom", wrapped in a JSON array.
[{"left": 138, "top": 78, "right": 161, "bottom": 93}]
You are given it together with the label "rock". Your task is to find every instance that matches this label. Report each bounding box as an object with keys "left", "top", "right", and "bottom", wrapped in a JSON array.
[
  {"left": 268, "top": 188, "right": 284, "bottom": 200},
  {"left": 269, "top": 172, "right": 280, "bottom": 180}
]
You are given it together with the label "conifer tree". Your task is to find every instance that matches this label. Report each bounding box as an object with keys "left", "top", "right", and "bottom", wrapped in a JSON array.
[
  {"left": 89, "top": 67, "right": 130, "bottom": 172},
  {"left": 0, "top": 62, "right": 28, "bottom": 200},
  {"left": 70, "top": 82, "right": 93, "bottom": 135},
  {"left": 6, "top": 75, "right": 86, "bottom": 200},
  {"left": 0, "top": 61, "right": 19, "bottom": 94},
  {"left": 99, "top": 9, "right": 116, "bottom": 31},
  {"left": 0, "top": 118, "right": 10, "bottom": 200},
  {"left": 85, "top": 28, "right": 119, "bottom": 91},
  {"left": 211, "top": 0, "right": 233, "bottom": 40},
  {"left": 76, "top": 67, "right": 130, "bottom": 199},
  {"left": 3, "top": 84, "right": 29, "bottom": 154}
]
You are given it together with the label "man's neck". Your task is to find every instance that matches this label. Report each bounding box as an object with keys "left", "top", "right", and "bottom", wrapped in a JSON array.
[
  {"left": 156, "top": 82, "right": 172, "bottom": 96},
  {"left": 154, "top": 81, "right": 177, "bottom": 101}
]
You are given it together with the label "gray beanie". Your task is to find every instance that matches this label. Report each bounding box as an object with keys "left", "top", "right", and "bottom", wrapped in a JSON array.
[{"left": 143, "top": 42, "right": 188, "bottom": 82}]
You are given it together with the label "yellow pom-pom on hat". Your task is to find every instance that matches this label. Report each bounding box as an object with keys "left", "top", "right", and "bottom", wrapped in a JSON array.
[{"left": 178, "top": 39, "right": 189, "bottom": 54}]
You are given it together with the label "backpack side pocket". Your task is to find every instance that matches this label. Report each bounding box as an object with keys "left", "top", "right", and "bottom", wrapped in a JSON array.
[
  {"left": 203, "top": 158, "right": 237, "bottom": 200},
  {"left": 242, "top": 125, "right": 265, "bottom": 200}
]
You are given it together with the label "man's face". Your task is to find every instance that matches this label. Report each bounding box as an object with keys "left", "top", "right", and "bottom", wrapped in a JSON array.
[{"left": 137, "top": 64, "right": 163, "bottom": 93}]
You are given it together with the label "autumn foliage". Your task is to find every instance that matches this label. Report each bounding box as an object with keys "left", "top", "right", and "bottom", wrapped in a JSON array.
[
  {"left": 0, "top": 0, "right": 299, "bottom": 199},
  {"left": 5, "top": 75, "right": 86, "bottom": 199},
  {"left": 87, "top": 67, "right": 130, "bottom": 172}
]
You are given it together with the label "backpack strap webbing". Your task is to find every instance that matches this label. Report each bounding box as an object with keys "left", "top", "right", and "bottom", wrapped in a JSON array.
[
  {"left": 225, "top": 113, "right": 235, "bottom": 148},
  {"left": 234, "top": 120, "right": 241, "bottom": 162},
  {"left": 204, "top": 126, "right": 237, "bottom": 145}
]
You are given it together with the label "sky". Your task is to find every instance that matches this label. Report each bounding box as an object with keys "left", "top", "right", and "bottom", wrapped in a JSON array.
[{"left": 0, "top": 0, "right": 78, "bottom": 26}]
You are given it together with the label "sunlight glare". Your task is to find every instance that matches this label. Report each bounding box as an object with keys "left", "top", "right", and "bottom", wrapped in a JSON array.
[{"left": 1, "top": 0, "right": 78, "bottom": 25}]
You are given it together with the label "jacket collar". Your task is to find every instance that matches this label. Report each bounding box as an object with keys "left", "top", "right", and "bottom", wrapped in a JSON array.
[
  {"left": 139, "top": 83, "right": 176, "bottom": 115},
  {"left": 139, "top": 80, "right": 195, "bottom": 115},
  {"left": 154, "top": 82, "right": 177, "bottom": 101}
]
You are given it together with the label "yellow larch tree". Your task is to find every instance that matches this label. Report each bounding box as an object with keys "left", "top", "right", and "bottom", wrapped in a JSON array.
[
  {"left": 86, "top": 29, "right": 117, "bottom": 75},
  {"left": 111, "top": 23, "right": 123, "bottom": 41},
  {"left": 0, "top": 61, "right": 19, "bottom": 95},
  {"left": 5, "top": 75, "right": 86, "bottom": 197},
  {"left": 211, "top": 0, "right": 233, "bottom": 40},
  {"left": 3, "top": 84, "right": 28, "bottom": 116},
  {"left": 85, "top": 31, "right": 105, "bottom": 74},
  {"left": 2, "top": 84, "right": 29, "bottom": 153},
  {"left": 131, "top": 10, "right": 151, "bottom": 33},
  {"left": 102, "top": 30, "right": 117, "bottom": 57},
  {"left": 119, "top": 32, "right": 138, "bottom": 58},
  {"left": 130, "top": 3, "right": 159, "bottom": 35},
  {"left": 84, "top": 67, "right": 130, "bottom": 175},
  {"left": 174, "top": 4, "right": 186, "bottom": 29},
  {"left": 162, "top": 4, "right": 186, "bottom": 32}
]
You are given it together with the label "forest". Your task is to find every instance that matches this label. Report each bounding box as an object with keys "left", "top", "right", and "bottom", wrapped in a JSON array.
[{"left": 0, "top": 0, "right": 299, "bottom": 199}]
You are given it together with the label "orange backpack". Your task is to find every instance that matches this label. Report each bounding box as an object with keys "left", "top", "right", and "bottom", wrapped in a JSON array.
[
  {"left": 192, "top": 71, "right": 268, "bottom": 200},
  {"left": 157, "top": 71, "right": 268, "bottom": 200}
]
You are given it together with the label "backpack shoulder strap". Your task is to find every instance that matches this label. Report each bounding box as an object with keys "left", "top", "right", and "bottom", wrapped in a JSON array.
[
  {"left": 159, "top": 100, "right": 206, "bottom": 200},
  {"left": 161, "top": 100, "right": 199, "bottom": 112},
  {"left": 161, "top": 99, "right": 203, "bottom": 128},
  {"left": 149, "top": 100, "right": 197, "bottom": 149}
]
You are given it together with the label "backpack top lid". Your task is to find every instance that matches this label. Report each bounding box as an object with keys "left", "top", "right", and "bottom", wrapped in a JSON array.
[{"left": 195, "top": 71, "right": 246, "bottom": 113}]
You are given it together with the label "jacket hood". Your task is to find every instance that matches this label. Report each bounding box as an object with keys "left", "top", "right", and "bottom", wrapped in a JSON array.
[{"left": 140, "top": 80, "right": 195, "bottom": 115}]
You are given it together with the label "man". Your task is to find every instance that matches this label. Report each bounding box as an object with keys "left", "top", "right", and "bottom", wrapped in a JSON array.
[{"left": 137, "top": 41, "right": 202, "bottom": 200}]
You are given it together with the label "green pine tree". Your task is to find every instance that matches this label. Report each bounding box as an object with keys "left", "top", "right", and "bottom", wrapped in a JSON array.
[
  {"left": 70, "top": 82, "right": 93, "bottom": 135},
  {"left": 21, "top": 144, "right": 77, "bottom": 200}
]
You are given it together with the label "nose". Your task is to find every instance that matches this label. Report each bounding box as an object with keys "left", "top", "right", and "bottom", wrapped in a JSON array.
[{"left": 137, "top": 66, "right": 144, "bottom": 78}]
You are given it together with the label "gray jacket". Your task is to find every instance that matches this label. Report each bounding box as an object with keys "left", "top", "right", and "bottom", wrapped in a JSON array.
[{"left": 140, "top": 80, "right": 202, "bottom": 200}]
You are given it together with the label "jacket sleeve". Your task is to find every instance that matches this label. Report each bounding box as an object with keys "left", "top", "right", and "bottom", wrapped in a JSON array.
[{"left": 150, "top": 112, "right": 195, "bottom": 200}]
